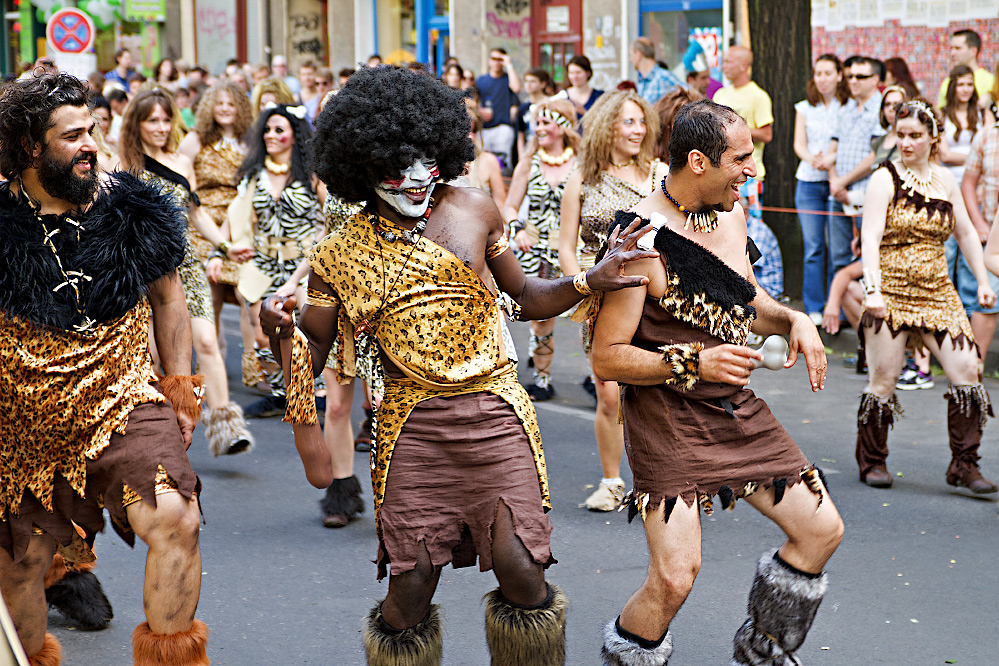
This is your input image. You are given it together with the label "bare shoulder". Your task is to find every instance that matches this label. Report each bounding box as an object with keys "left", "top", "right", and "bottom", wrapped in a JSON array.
[{"left": 438, "top": 183, "right": 498, "bottom": 232}]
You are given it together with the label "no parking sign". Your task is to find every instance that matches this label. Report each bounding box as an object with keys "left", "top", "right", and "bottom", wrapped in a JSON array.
[{"left": 47, "top": 8, "right": 96, "bottom": 54}]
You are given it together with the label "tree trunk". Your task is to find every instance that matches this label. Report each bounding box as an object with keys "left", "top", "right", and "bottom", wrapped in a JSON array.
[{"left": 746, "top": 0, "right": 811, "bottom": 301}]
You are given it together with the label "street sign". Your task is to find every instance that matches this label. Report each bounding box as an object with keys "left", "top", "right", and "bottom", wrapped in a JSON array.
[{"left": 46, "top": 8, "right": 96, "bottom": 54}]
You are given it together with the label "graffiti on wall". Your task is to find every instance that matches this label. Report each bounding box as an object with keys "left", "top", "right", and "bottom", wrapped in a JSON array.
[
  {"left": 289, "top": 12, "right": 326, "bottom": 69},
  {"left": 194, "top": 0, "right": 237, "bottom": 77},
  {"left": 486, "top": 0, "right": 531, "bottom": 73}
]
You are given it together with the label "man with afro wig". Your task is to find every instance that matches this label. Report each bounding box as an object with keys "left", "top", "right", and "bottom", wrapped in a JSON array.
[{"left": 262, "top": 66, "right": 658, "bottom": 665}]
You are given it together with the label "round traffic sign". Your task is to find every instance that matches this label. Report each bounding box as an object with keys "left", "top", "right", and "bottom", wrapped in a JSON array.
[{"left": 46, "top": 9, "right": 95, "bottom": 54}]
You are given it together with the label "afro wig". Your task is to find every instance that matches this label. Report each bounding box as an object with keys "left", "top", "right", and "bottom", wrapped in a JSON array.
[{"left": 310, "top": 66, "right": 474, "bottom": 203}]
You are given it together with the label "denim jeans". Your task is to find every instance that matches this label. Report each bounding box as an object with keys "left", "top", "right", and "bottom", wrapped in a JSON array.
[
  {"left": 828, "top": 196, "right": 860, "bottom": 277},
  {"left": 795, "top": 179, "right": 831, "bottom": 313}
]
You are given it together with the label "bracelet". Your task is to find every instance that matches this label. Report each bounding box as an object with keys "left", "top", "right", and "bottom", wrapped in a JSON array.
[
  {"left": 158, "top": 374, "right": 206, "bottom": 424},
  {"left": 206, "top": 250, "right": 225, "bottom": 263},
  {"left": 861, "top": 267, "right": 880, "bottom": 295},
  {"left": 572, "top": 271, "right": 594, "bottom": 296},
  {"left": 659, "top": 342, "right": 703, "bottom": 392},
  {"left": 218, "top": 240, "right": 232, "bottom": 254}
]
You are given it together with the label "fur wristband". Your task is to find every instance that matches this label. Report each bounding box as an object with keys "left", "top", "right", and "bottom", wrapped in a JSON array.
[
  {"left": 659, "top": 342, "right": 703, "bottom": 392},
  {"left": 159, "top": 375, "right": 206, "bottom": 424}
]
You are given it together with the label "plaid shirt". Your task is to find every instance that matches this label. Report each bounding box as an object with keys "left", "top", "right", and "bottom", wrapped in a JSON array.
[
  {"left": 747, "top": 212, "right": 783, "bottom": 299},
  {"left": 831, "top": 93, "right": 884, "bottom": 192},
  {"left": 636, "top": 66, "right": 682, "bottom": 104},
  {"left": 965, "top": 123, "right": 999, "bottom": 223}
]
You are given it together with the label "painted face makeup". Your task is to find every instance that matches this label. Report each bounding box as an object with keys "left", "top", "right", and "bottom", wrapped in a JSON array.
[{"left": 375, "top": 158, "right": 440, "bottom": 218}]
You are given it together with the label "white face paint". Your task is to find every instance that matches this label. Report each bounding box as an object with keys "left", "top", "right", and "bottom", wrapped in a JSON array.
[{"left": 375, "top": 158, "right": 440, "bottom": 218}]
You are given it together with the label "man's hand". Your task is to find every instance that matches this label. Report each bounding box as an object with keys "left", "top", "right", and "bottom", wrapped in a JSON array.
[
  {"left": 586, "top": 218, "right": 659, "bottom": 291},
  {"left": 261, "top": 294, "right": 297, "bottom": 339},
  {"left": 698, "top": 345, "right": 761, "bottom": 386},
  {"left": 786, "top": 312, "right": 827, "bottom": 391},
  {"left": 177, "top": 411, "right": 195, "bottom": 449}
]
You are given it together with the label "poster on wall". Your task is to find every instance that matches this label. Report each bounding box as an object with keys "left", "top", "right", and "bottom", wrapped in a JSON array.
[
  {"left": 947, "top": 0, "right": 969, "bottom": 20},
  {"left": 926, "top": 0, "right": 949, "bottom": 26},
  {"left": 825, "top": 0, "right": 844, "bottom": 31},
  {"left": 811, "top": 0, "right": 828, "bottom": 27},
  {"left": 901, "top": 0, "right": 930, "bottom": 26},
  {"left": 194, "top": 0, "right": 237, "bottom": 77},
  {"left": 855, "top": 0, "right": 881, "bottom": 26},
  {"left": 839, "top": 0, "right": 858, "bottom": 26},
  {"left": 881, "top": 0, "right": 905, "bottom": 19}
]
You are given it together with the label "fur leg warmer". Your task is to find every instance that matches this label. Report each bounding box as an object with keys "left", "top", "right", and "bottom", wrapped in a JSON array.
[
  {"left": 601, "top": 618, "right": 672, "bottom": 666},
  {"left": 319, "top": 475, "right": 365, "bottom": 524},
  {"left": 363, "top": 602, "right": 443, "bottom": 666},
  {"left": 856, "top": 392, "right": 901, "bottom": 478},
  {"left": 45, "top": 570, "right": 114, "bottom": 631},
  {"left": 483, "top": 584, "right": 567, "bottom": 666},
  {"left": 27, "top": 633, "right": 61, "bottom": 666},
  {"left": 731, "top": 553, "right": 828, "bottom": 666},
  {"left": 204, "top": 402, "right": 254, "bottom": 456},
  {"left": 132, "top": 620, "right": 210, "bottom": 666}
]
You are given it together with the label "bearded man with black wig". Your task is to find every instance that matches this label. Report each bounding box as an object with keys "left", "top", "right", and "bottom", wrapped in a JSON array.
[
  {"left": 590, "top": 100, "right": 843, "bottom": 666},
  {"left": 261, "top": 66, "right": 657, "bottom": 665},
  {"left": 0, "top": 73, "right": 211, "bottom": 666}
]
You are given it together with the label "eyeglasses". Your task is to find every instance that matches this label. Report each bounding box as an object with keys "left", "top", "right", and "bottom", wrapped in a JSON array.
[{"left": 848, "top": 73, "right": 875, "bottom": 80}]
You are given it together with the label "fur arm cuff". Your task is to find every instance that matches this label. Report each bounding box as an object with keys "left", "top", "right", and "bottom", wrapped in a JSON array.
[
  {"left": 659, "top": 342, "right": 703, "bottom": 392},
  {"left": 159, "top": 375, "right": 205, "bottom": 424}
]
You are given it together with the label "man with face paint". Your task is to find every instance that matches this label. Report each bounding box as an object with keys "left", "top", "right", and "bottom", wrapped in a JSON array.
[
  {"left": 262, "top": 66, "right": 657, "bottom": 666},
  {"left": 0, "top": 74, "right": 211, "bottom": 665},
  {"left": 591, "top": 101, "right": 841, "bottom": 666}
]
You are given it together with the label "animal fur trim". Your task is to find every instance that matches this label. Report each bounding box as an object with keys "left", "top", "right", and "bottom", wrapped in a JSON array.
[
  {"left": 132, "top": 619, "right": 209, "bottom": 666},
  {"left": 483, "top": 585, "right": 568, "bottom": 666},
  {"left": 0, "top": 172, "right": 187, "bottom": 330},
  {"left": 945, "top": 383, "right": 993, "bottom": 431},
  {"left": 601, "top": 619, "right": 672, "bottom": 666},
  {"left": 660, "top": 342, "right": 702, "bottom": 392},
  {"left": 27, "top": 633, "right": 61, "bottom": 666},
  {"left": 204, "top": 402, "right": 254, "bottom": 456},
  {"left": 320, "top": 475, "right": 365, "bottom": 519},
  {"left": 857, "top": 391, "right": 903, "bottom": 427},
  {"left": 45, "top": 571, "right": 113, "bottom": 630},
  {"left": 363, "top": 602, "right": 443, "bottom": 666},
  {"left": 158, "top": 375, "right": 205, "bottom": 425}
]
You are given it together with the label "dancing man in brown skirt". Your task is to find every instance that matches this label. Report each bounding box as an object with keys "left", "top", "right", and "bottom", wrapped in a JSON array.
[
  {"left": 0, "top": 73, "right": 210, "bottom": 666},
  {"left": 590, "top": 100, "right": 845, "bottom": 666},
  {"left": 261, "top": 66, "right": 657, "bottom": 665}
]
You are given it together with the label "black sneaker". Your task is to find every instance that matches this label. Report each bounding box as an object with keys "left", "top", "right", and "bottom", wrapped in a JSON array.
[
  {"left": 582, "top": 375, "right": 597, "bottom": 400},
  {"left": 244, "top": 394, "right": 287, "bottom": 418},
  {"left": 526, "top": 383, "right": 555, "bottom": 401}
]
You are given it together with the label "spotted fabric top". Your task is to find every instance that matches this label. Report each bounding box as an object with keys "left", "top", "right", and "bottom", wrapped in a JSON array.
[
  {"left": 577, "top": 160, "right": 662, "bottom": 267},
  {"left": 193, "top": 140, "right": 245, "bottom": 284},
  {"left": 0, "top": 302, "right": 164, "bottom": 516}
]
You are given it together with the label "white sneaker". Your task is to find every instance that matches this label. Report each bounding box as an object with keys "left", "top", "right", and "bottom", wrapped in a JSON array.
[
  {"left": 808, "top": 312, "right": 824, "bottom": 326},
  {"left": 585, "top": 480, "right": 625, "bottom": 512}
]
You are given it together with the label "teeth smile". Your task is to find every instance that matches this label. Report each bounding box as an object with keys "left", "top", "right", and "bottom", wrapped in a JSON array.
[{"left": 405, "top": 186, "right": 428, "bottom": 195}]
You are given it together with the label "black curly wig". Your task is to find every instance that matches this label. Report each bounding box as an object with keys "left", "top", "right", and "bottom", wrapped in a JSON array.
[
  {"left": 310, "top": 66, "right": 474, "bottom": 203},
  {"left": 236, "top": 105, "right": 314, "bottom": 189},
  {"left": 0, "top": 73, "right": 91, "bottom": 180}
]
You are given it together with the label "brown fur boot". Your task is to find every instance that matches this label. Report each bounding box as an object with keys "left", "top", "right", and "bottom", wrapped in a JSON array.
[
  {"left": 484, "top": 584, "right": 568, "bottom": 666},
  {"left": 27, "top": 633, "right": 61, "bottom": 666},
  {"left": 363, "top": 602, "right": 443, "bottom": 666},
  {"left": 132, "top": 620, "right": 209, "bottom": 666},
  {"left": 204, "top": 402, "right": 254, "bottom": 456},
  {"left": 241, "top": 349, "right": 266, "bottom": 388}
]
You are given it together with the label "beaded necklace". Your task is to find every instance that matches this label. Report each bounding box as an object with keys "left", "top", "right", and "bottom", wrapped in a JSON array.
[
  {"left": 660, "top": 177, "right": 719, "bottom": 233},
  {"left": 538, "top": 146, "right": 574, "bottom": 166},
  {"left": 371, "top": 197, "right": 434, "bottom": 244},
  {"left": 264, "top": 156, "right": 290, "bottom": 175}
]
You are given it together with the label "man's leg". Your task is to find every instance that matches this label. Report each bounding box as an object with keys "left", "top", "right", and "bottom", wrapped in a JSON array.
[
  {"left": 0, "top": 533, "right": 59, "bottom": 661},
  {"left": 482, "top": 501, "right": 566, "bottom": 666},
  {"left": 364, "top": 544, "right": 444, "bottom": 666},
  {"left": 603, "top": 498, "right": 701, "bottom": 666},
  {"left": 735, "top": 479, "right": 844, "bottom": 665},
  {"left": 126, "top": 492, "right": 208, "bottom": 665}
]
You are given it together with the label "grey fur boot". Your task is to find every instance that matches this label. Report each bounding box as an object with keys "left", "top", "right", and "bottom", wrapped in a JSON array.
[
  {"left": 731, "top": 552, "right": 828, "bottom": 666},
  {"left": 601, "top": 618, "right": 672, "bottom": 666},
  {"left": 204, "top": 402, "right": 254, "bottom": 456},
  {"left": 484, "top": 584, "right": 567, "bottom": 666},
  {"left": 362, "top": 602, "right": 443, "bottom": 666}
]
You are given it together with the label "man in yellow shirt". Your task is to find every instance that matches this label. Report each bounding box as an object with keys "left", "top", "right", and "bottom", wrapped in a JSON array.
[{"left": 938, "top": 29, "right": 994, "bottom": 108}]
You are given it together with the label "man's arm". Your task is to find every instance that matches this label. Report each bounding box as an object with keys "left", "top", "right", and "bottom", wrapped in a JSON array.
[
  {"left": 148, "top": 271, "right": 196, "bottom": 446},
  {"left": 504, "top": 55, "right": 521, "bottom": 94},
  {"left": 751, "top": 124, "right": 773, "bottom": 144},
  {"left": 961, "top": 166, "right": 989, "bottom": 240},
  {"left": 261, "top": 271, "right": 339, "bottom": 379}
]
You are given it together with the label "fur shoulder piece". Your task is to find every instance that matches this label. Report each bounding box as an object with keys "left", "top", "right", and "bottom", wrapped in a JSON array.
[
  {"left": 76, "top": 170, "right": 188, "bottom": 324},
  {"left": 609, "top": 209, "right": 757, "bottom": 310}
]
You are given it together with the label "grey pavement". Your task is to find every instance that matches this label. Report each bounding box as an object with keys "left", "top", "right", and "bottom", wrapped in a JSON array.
[{"left": 50, "top": 309, "right": 999, "bottom": 665}]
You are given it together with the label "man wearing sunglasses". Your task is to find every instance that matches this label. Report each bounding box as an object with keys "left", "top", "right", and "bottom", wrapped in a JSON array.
[{"left": 825, "top": 57, "right": 884, "bottom": 276}]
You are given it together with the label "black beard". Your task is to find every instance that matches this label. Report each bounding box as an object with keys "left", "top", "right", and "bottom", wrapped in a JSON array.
[{"left": 37, "top": 151, "right": 99, "bottom": 206}]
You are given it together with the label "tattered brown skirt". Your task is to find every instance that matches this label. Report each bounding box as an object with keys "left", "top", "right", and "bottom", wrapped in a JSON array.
[
  {"left": 376, "top": 392, "right": 555, "bottom": 579},
  {"left": 0, "top": 402, "right": 200, "bottom": 564}
]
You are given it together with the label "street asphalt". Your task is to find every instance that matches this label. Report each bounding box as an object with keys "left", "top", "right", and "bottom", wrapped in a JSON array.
[{"left": 48, "top": 309, "right": 999, "bottom": 665}]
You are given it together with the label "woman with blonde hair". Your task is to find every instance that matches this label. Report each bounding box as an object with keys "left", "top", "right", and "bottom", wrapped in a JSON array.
[
  {"left": 558, "top": 89, "right": 662, "bottom": 510},
  {"left": 118, "top": 87, "right": 256, "bottom": 456},
  {"left": 178, "top": 81, "right": 261, "bottom": 388},
  {"left": 502, "top": 97, "right": 581, "bottom": 400},
  {"left": 250, "top": 77, "right": 296, "bottom": 116}
]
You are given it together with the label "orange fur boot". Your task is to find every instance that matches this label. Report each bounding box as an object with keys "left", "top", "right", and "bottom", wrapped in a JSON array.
[
  {"left": 132, "top": 620, "right": 209, "bottom": 666},
  {"left": 28, "top": 633, "right": 61, "bottom": 666}
]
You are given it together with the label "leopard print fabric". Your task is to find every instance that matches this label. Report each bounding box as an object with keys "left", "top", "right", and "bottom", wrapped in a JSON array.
[
  {"left": 659, "top": 267, "right": 755, "bottom": 345},
  {"left": 0, "top": 302, "right": 164, "bottom": 515}
]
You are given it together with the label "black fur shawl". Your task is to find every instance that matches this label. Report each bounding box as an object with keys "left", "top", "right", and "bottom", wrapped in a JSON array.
[
  {"left": 0, "top": 171, "right": 187, "bottom": 330},
  {"left": 611, "top": 210, "right": 757, "bottom": 310}
]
